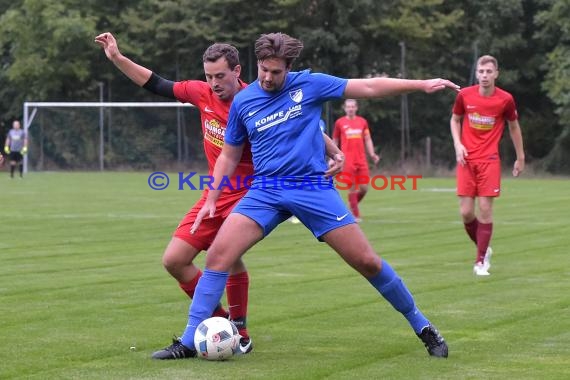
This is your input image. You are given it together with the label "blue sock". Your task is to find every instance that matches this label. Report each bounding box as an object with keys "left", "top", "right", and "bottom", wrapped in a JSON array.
[
  {"left": 367, "top": 259, "right": 430, "bottom": 334},
  {"left": 180, "top": 269, "right": 229, "bottom": 348}
]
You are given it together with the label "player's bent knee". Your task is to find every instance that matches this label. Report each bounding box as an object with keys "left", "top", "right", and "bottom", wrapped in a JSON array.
[
  {"left": 354, "top": 254, "right": 382, "bottom": 278},
  {"left": 204, "top": 249, "right": 234, "bottom": 272},
  {"left": 460, "top": 209, "right": 475, "bottom": 221},
  {"left": 162, "top": 245, "right": 200, "bottom": 271},
  {"left": 162, "top": 254, "right": 184, "bottom": 273},
  {"left": 478, "top": 206, "right": 493, "bottom": 220}
]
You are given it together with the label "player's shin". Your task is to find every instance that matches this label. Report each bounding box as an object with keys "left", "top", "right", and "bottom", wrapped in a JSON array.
[
  {"left": 476, "top": 223, "right": 493, "bottom": 263},
  {"left": 180, "top": 269, "right": 229, "bottom": 348},
  {"left": 368, "top": 260, "right": 430, "bottom": 333},
  {"left": 356, "top": 189, "right": 366, "bottom": 202},
  {"left": 179, "top": 270, "right": 228, "bottom": 318},
  {"left": 348, "top": 192, "right": 360, "bottom": 217},
  {"left": 464, "top": 218, "right": 479, "bottom": 244}
]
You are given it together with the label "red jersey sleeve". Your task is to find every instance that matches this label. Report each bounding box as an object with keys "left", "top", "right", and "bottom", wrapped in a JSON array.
[
  {"left": 362, "top": 118, "right": 370, "bottom": 137},
  {"left": 333, "top": 119, "right": 341, "bottom": 140},
  {"left": 173, "top": 80, "right": 208, "bottom": 105},
  {"left": 504, "top": 95, "right": 518, "bottom": 121},
  {"left": 452, "top": 91, "right": 465, "bottom": 116}
]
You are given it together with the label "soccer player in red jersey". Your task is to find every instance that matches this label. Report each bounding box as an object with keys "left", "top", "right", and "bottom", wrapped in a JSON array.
[
  {"left": 95, "top": 32, "right": 255, "bottom": 357},
  {"left": 450, "top": 55, "right": 525, "bottom": 276},
  {"left": 333, "top": 99, "right": 380, "bottom": 221}
]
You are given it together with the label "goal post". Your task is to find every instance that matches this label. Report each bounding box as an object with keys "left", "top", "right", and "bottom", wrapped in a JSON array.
[{"left": 22, "top": 101, "right": 195, "bottom": 173}]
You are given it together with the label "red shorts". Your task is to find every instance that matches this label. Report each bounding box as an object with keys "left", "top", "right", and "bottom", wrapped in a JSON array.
[
  {"left": 456, "top": 161, "right": 501, "bottom": 197},
  {"left": 173, "top": 189, "right": 247, "bottom": 251},
  {"left": 344, "top": 161, "right": 370, "bottom": 188}
]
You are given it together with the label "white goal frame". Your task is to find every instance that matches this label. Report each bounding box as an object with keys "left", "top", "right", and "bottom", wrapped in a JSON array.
[{"left": 23, "top": 101, "right": 194, "bottom": 173}]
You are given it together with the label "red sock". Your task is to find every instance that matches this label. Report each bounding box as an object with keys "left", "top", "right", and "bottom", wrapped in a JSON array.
[
  {"left": 464, "top": 218, "right": 479, "bottom": 244},
  {"left": 227, "top": 271, "right": 250, "bottom": 339},
  {"left": 179, "top": 270, "right": 228, "bottom": 318},
  {"left": 348, "top": 192, "right": 359, "bottom": 217},
  {"left": 476, "top": 222, "right": 493, "bottom": 263},
  {"left": 178, "top": 270, "right": 201, "bottom": 298},
  {"left": 356, "top": 190, "right": 366, "bottom": 202}
]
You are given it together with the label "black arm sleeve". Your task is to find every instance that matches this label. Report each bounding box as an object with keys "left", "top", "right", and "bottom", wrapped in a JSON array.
[{"left": 142, "top": 72, "right": 176, "bottom": 99}]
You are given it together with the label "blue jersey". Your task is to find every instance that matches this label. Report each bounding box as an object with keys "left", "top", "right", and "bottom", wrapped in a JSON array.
[{"left": 225, "top": 70, "right": 347, "bottom": 181}]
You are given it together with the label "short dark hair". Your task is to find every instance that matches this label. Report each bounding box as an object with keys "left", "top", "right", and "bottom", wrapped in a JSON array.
[
  {"left": 203, "top": 43, "right": 240, "bottom": 70},
  {"left": 254, "top": 33, "right": 303, "bottom": 68}
]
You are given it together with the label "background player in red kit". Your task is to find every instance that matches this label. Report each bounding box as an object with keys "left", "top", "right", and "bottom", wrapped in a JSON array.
[
  {"left": 333, "top": 99, "right": 380, "bottom": 222},
  {"left": 450, "top": 55, "right": 525, "bottom": 276},
  {"left": 95, "top": 32, "right": 254, "bottom": 357}
]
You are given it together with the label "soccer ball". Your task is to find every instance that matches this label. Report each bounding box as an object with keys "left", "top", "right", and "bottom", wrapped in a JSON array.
[{"left": 194, "top": 317, "right": 240, "bottom": 360}]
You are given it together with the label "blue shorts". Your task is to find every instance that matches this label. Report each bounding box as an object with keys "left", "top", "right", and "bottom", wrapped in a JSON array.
[{"left": 232, "top": 185, "right": 356, "bottom": 240}]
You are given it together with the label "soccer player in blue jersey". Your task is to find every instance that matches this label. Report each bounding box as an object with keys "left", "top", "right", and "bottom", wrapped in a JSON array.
[{"left": 161, "top": 33, "right": 459, "bottom": 359}]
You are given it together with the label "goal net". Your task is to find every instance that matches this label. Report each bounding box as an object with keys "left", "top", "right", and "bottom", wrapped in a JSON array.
[{"left": 22, "top": 102, "right": 203, "bottom": 173}]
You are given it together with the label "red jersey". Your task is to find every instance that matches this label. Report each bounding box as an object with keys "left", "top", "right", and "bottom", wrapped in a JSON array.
[
  {"left": 333, "top": 115, "right": 370, "bottom": 164},
  {"left": 452, "top": 85, "right": 518, "bottom": 162},
  {"left": 173, "top": 80, "right": 253, "bottom": 192}
]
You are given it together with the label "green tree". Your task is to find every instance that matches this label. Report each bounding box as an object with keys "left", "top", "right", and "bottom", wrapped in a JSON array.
[
  {"left": 0, "top": 0, "right": 99, "bottom": 111},
  {"left": 535, "top": 0, "right": 570, "bottom": 173},
  {"left": 0, "top": 0, "right": 565, "bottom": 171}
]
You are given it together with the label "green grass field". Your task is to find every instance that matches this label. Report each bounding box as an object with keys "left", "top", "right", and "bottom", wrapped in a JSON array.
[{"left": 1, "top": 172, "right": 569, "bottom": 379}]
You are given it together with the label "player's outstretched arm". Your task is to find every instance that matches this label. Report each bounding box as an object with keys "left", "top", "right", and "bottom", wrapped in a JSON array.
[
  {"left": 95, "top": 32, "right": 176, "bottom": 99},
  {"left": 344, "top": 77, "right": 459, "bottom": 99},
  {"left": 191, "top": 143, "right": 244, "bottom": 234},
  {"left": 95, "top": 32, "right": 152, "bottom": 86}
]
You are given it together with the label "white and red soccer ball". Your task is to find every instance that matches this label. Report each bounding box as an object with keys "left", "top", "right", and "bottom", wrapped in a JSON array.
[{"left": 194, "top": 317, "right": 240, "bottom": 361}]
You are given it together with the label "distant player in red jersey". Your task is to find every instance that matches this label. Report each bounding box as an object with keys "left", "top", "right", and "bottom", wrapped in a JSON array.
[
  {"left": 450, "top": 55, "right": 525, "bottom": 276},
  {"left": 95, "top": 32, "right": 255, "bottom": 357},
  {"left": 333, "top": 99, "right": 380, "bottom": 221}
]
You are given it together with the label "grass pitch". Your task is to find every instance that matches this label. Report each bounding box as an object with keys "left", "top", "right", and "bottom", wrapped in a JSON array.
[{"left": 1, "top": 172, "right": 568, "bottom": 379}]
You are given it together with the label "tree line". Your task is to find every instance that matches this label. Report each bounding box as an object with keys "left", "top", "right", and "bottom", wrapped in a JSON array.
[{"left": 0, "top": 0, "right": 568, "bottom": 173}]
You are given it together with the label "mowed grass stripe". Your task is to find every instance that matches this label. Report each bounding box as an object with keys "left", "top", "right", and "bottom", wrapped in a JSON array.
[{"left": 1, "top": 173, "right": 568, "bottom": 379}]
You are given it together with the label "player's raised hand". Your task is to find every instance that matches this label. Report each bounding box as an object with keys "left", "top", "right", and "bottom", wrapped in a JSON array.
[
  {"left": 94, "top": 32, "right": 121, "bottom": 61},
  {"left": 454, "top": 143, "right": 468, "bottom": 166},
  {"left": 423, "top": 78, "right": 460, "bottom": 93},
  {"left": 191, "top": 201, "right": 217, "bottom": 234}
]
